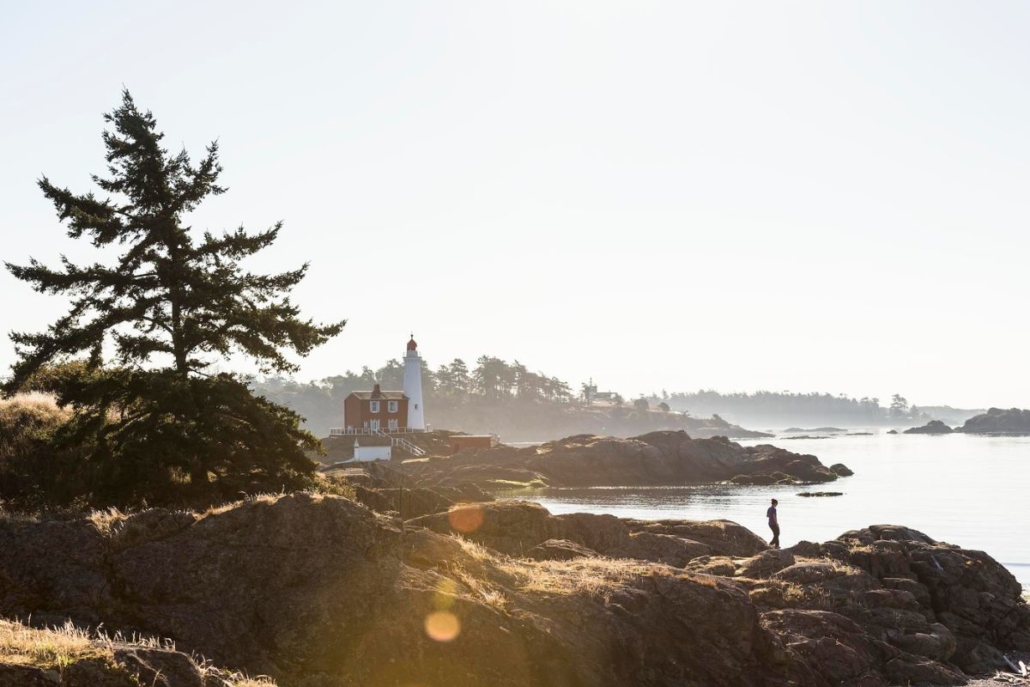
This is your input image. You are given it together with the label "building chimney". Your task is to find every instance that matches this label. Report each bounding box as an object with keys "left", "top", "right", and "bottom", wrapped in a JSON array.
[{"left": 372, "top": 383, "right": 381, "bottom": 398}]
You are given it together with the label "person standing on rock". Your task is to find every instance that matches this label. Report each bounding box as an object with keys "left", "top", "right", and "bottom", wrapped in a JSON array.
[{"left": 767, "top": 499, "right": 780, "bottom": 548}]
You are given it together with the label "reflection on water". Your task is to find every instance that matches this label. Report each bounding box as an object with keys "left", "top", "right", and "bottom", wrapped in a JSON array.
[{"left": 520, "top": 431, "right": 1030, "bottom": 588}]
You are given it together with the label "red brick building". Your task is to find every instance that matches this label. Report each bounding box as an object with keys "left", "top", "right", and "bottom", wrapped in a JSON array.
[
  {"left": 449, "top": 435, "right": 499, "bottom": 454},
  {"left": 343, "top": 384, "right": 409, "bottom": 432}
]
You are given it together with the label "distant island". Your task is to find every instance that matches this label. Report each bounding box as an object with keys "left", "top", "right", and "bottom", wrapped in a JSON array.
[
  {"left": 901, "top": 408, "right": 1030, "bottom": 436},
  {"left": 904, "top": 420, "right": 954, "bottom": 435},
  {"left": 958, "top": 407, "right": 1030, "bottom": 435}
]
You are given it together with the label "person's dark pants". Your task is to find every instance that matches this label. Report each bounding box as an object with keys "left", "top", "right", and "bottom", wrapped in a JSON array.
[{"left": 769, "top": 523, "right": 780, "bottom": 548}]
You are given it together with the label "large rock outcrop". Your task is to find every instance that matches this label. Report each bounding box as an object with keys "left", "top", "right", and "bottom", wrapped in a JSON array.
[
  {"left": 905, "top": 420, "right": 955, "bottom": 434},
  {"left": 398, "top": 431, "right": 848, "bottom": 490},
  {"left": 407, "top": 500, "right": 767, "bottom": 563},
  {"left": 958, "top": 407, "right": 1030, "bottom": 435},
  {"left": 0, "top": 494, "right": 1026, "bottom": 687}
]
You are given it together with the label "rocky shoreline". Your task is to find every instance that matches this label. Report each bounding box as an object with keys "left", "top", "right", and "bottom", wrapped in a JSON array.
[
  {"left": 0, "top": 492, "right": 1027, "bottom": 686},
  {"left": 364, "top": 430, "right": 852, "bottom": 492}
]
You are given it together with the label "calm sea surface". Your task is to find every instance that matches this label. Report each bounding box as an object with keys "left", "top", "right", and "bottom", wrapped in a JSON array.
[{"left": 520, "top": 431, "right": 1029, "bottom": 588}]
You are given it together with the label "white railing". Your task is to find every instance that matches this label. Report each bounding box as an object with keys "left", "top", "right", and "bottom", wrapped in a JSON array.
[
  {"left": 329, "top": 427, "right": 425, "bottom": 437},
  {"left": 371, "top": 428, "right": 426, "bottom": 457},
  {"left": 328, "top": 427, "right": 426, "bottom": 457}
]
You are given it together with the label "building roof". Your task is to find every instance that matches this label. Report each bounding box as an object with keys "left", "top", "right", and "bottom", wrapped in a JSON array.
[
  {"left": 407, "top": 336, "right": 418, "bottom": 352},
  {"left": 349, "top": 391, "right": 407, "bottom": 400}
]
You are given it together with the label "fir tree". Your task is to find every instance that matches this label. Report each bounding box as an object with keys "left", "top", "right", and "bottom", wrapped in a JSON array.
[{"left": 3, "top": 90, "right": 344, "bottom": 506}]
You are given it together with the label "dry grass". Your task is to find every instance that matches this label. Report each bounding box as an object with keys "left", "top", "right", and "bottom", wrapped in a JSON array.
[
  {"left": 0, "top": 393, "right": 70, "bottom": 448},
  {"left": 449, "top": 561, "right": 510, "bottom": 611},
  {"left": 311, "top": 473, "right": 357, "bottom": 500},
  {"left": 748, "top": 580, "right": 830, "bottom": 609},
  {"left": 452, "top": 535, "right": 723, "bottom": 606},
  {"left": 497, "top": 556, "right": 665, "bottom": 600},
  {"left": 216, "top": 674, "right": 279, "bottom": 686},
  {"left": 440, "top": 537, "right": 510, "bottom": 611},
  {"left": 87, "top": 507, "right": 129, "bottom": 536},
  {"left": 88, "top": 506, "right": 201, "bottom": 552},
  {"left": 0, "top": 619, "right": 280, "bottom": 686},
  {"left": 686, "top": 572, "right": 723, "bottom": 589},
  {"left": 0, "top": 619, "right": 100, "bottom": 670},
  {"left": 453, "top": 535, "right": 499, "bottom": 563},
  {"left": 449, "top": 536, "right": 664, "bottom": 608},
  {"left": 202, "top": 492, "right": 288, "bottom": 518},
  {"left": 2, "top": 392, "right": 61, "bottom": 406},
  {"left": 826, "top": 559, "right": 863, "bottom": 577}
]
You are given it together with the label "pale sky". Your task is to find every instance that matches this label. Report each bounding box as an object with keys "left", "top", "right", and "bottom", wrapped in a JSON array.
[{"left": 2, "top": 1, "right": 1029, "bottom": 408}]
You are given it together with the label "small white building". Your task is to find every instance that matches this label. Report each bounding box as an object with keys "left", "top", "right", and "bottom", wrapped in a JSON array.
[{"left": 350, "top": 438, "right": 391, "bottom": 463}]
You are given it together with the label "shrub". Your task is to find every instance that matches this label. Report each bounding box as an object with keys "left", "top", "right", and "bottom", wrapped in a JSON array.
[{"left": 0, "top": 394, "right": 89, "bottom": 510}]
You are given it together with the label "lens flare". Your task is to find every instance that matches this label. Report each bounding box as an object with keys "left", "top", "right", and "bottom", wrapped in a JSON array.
[
  {"left": 425, "top": 611, "right": 461, "bottom": 642},
  {"left": 448, "top": 504, "right": 484, "bottom": 533}
]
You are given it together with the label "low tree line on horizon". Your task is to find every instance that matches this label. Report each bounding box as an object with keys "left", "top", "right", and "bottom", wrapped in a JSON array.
[
  {"left": 252, "top": 355, "right": 974, "bottom": 436},
  {"left": 652, "top": 391, "right": 948, "bottom": 425}
]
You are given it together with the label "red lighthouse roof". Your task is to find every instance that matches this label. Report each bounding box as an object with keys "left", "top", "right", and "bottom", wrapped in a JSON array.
[{"left": 407, "top": 335, "right": 418, "bottom": 352}]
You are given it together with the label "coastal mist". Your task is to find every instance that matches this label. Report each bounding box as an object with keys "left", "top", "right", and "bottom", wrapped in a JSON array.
[{"left": 527, "top": 431, "right": 1030, "bottom": 589}]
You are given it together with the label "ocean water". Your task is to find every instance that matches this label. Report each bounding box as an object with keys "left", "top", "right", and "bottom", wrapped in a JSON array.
[{"left": 522, "top": 431, "right": 1030, "bottom": 588}]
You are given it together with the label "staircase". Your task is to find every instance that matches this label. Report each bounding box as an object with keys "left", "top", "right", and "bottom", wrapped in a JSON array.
[{"left": 371, "top": 428, "right": 426, "bottom": 457}]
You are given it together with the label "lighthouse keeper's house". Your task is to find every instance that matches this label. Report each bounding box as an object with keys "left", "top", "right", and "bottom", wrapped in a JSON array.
[{"left": 343, "top": 384, "right": 408, "bottom": 432}]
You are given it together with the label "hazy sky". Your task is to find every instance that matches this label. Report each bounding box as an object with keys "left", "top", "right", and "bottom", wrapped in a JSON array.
[{"left": 3, "top": 1, "right": 1029, "bottom": 408}]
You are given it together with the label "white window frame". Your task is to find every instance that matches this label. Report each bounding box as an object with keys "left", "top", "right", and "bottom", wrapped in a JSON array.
[
  {"left": 369, "top": 401, "right": 380, "bottom": 414},
  {"left": 388, "top": 418, "right": 398, "bottom": 431},
  {"left": 388, "top": 400, "right": 399, "bottom": 413}
]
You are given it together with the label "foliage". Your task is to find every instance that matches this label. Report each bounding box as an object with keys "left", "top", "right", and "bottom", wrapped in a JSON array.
[
  {"left": 2, "top": 91, "right": 342, "bottom": 508},
  {"left": 0, "top": 394, "right": 87, "bottom": 510},
  {"left": 889, "top": 394, "right": 910, "bottom": 419}
]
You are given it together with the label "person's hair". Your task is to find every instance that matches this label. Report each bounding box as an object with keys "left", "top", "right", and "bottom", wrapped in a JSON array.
[{"left": 771, "top": 499, "right": 778, "bottom": 505}]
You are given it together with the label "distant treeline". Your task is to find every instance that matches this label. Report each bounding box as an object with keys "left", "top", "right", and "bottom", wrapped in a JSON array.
[
  {"left": 252, "top": 357, "right": 984, "bottom": 438},
  {"left": 649, "top": 391, "right": 983, "bottom": 428}
]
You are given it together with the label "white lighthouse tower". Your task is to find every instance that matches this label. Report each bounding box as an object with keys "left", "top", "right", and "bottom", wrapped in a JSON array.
[{"left": 403, "top": 335, "right": 425, "bottom": 430}]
